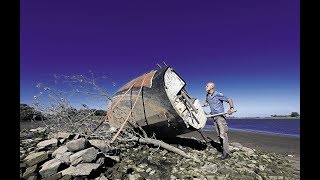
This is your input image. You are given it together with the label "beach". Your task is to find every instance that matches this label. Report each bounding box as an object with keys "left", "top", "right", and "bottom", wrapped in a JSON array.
[
  {"left": 20, "top": 121, "right": 301, "bottom": 179},
  {"left": 180, "top": 129, "right": 300, "bottom": 171}
]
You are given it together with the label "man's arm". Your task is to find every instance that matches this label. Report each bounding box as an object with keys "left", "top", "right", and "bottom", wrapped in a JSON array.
[{"left": 227, "top": 99, "right": 235, "bottom": 115}]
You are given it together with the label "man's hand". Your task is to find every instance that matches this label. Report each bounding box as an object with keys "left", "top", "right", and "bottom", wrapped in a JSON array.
[
  {"left": 227, "top": 108, "right": 234, "bottom": 115},
  {"left": 203, "top": 101, "right": 208, "bottom": 107}
]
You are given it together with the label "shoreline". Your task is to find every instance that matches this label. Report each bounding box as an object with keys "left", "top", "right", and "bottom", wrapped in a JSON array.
[
  {"left": 202, "top": 127, "right": 300, "bottom": 137},
  {"left": 180, "top": 129, "right": 300, "bottom": 171}
]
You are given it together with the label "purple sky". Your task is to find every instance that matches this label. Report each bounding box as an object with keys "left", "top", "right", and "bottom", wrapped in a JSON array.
[{"left": 20, "top": 0, "right": 300, "bottom": 117}]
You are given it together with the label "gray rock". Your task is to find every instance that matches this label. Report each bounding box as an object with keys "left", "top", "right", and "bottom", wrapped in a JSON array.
[
  {"left": 247, "top": 163, "right": 256, "bottom": 168},
  {"left": 54, "top": 132, "right": 71, "bottom": 139},
  {"left": 66, "top": 138, "right": 88, "bottom": 152},
  {"left": 89, "top": 139, "right": 110, "bottom": 152},
  {"left": 70, "top": 147, "right": 99, "bottom": 166},
  {"left": 35, "top": 146, "right": 45, "bottom": 152},
  {"left": 42, "top": 172, "right": 62, "bottom": 180},
  {"left": 149, "top": 170, "right": 156, "bottom": 175},
  {"left": 96, "top": 157, "right": 105, "bottom": 165},
  {"left": 20, "top": 163, "right": 27, "bottom": 169},
  {"left": 73, "top": 133, "right": 80, "bottom": 140},
  {"left": 39, "top": 158, "right": 63, "bottom": 177},
  {"left": 170, "top": 175, "right": 177, "bottom": 180},
  {"left": 27, "top": 147, "right": 34, "bottom": 152},
  {"left": 52, "top": 145, "right": 68, "bottom": 157},
  {"left": 59, "top": 139, "right": 66, "bottom": 144},
  {"left": 59, "top": 175, "right": 72, "bottom": 180},
  {"left": 217, "top": 176, "right": 227, "bottom": 180},
  {"left": 95, "top": 175, "right": 108, "bottom": 180},
  {"left": 105, "top": 155, "right": 120, "bottom": 163},
  {"left": 201, "top": 162, "right": 217, "bottom": 173},
  {"left": 230, "top": 142, "right": 243, "bottom": 148},
  {"left": 23, "top": 164, "right": 37, "bottom": 179},
  {"left": 55, "top": 152, "right": 73, "bottom": 164},
  {"left": 37, "top": 138, "right": 58, "bottom": 148},
  {"left": 268, "top": 176, "right": 282, "bottom": 180},
  {"left": 146, "top": 168, "right": 152, "bottom": 173},
  {"left": 259, "top": 165, "right": 266, "bottom": 171},
  {"left": 61, "top": 163, "right": 101, "bottom": 176},
  {"left": 24, "top": 151, "right": 49, "bottom": 166},
  {"left": 22, "top": 139, "right": 34, "bottom": 144},
  {"left": 34, "top": 137, "right": 43, "bottom": 141},
  {"left": 30, "top": 127, "right": 46, "bottom": 133},
  {"left": 206, "top": 175, "right": 216, "bottom": 180},
  {"left": 27, "top": 175, "right": 38, "bottom": 180},
  {"left": 241, "top": 147, "right": 255, "bottom": 156}
]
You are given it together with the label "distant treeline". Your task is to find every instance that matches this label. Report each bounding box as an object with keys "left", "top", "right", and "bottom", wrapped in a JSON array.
[
  {"left": 271, "top": 112, "right": 300, "bottom": 118},
  {"left": 20, "top": 104, "right": 107, "bottom": 121}
]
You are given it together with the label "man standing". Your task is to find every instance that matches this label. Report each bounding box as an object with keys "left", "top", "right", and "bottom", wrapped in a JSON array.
[{"left": 203, "top": 82, "right": 235, "bottom": 160}]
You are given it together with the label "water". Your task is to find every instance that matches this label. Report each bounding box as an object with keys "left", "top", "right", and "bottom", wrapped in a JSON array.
[{"left": 203, "top": 118, "right": 300, "bottom": 137}]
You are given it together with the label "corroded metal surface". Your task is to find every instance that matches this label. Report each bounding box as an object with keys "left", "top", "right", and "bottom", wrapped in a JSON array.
[{"left": 115, "top": 70, "right": 156, "bottom": 93}]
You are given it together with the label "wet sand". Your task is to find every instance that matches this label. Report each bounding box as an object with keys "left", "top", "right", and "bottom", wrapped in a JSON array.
[{"left": 180, "top": 129, "right": 300, "bottom": 171}]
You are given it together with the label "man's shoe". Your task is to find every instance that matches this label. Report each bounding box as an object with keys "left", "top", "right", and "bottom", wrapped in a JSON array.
[{"left": 220, "top": 154, "right": 230, "bottom": 160}]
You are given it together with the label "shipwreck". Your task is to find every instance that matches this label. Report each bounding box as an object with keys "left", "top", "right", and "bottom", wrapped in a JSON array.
[{"left": 108, "top": 65, "right": 207, "bottom": 138}]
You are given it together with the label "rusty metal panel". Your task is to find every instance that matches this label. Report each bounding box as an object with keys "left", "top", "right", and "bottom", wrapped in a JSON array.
[{"left": 116, "top": 70, "right": 156, "bottom": 93}]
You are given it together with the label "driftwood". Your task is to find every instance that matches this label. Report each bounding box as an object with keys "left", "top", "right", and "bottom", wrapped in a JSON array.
[{"left": 121, "top": 136, "right": 190, "bottom": 159}]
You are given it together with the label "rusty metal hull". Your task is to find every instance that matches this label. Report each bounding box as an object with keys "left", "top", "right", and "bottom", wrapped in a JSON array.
[{"left": 109, "top": 66, "right": 206, "bottom": 138}]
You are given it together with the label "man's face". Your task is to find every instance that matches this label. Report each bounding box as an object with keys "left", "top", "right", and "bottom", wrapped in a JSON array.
[{"left": 205, "top": 83, "right": 213, "bottom": 92}]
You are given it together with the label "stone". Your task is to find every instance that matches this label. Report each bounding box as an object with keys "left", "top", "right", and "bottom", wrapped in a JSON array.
[
  {"left": 55, "top": 152, "right": 73, "bottom": 164},
  {"left": 52, "top": 145, "right": 68, "bottom": 157},
  {"left": 24, "top": 151, "right": 49, "bottom": 166},
  {"left": 105, "top": 155, "right": 120, "bottom": 163},
  {"left": 22, "top": 139, "right": 34, "bottom": 144},
  {"left": 66, "top": 138, "right": 88, "bottom": 152},
  {"left": 89, "top": 139, "right": 110, "bottom": 152},
  {"left": 259, "top": 165, "right": 266, "bottom": 171},
  {"left": 201, "top": 162, "right": 217, "bottom": 174},
  {"left": 206, "top": 175, "right": 215, "bottom": 180},
  {"left": 59, "top": 139, "right": 66, "bottom": 144},
  {"left": 27, "top": 176, "right": 38, "bottom": 180},
  {"left": 61, "top": 163, "right": 101, "bottom": 176},
  {"left": 241, "top": 147, "right": 255, "bottom": 156},
  {"left": 60, "top": 175, "right": 72, "bottom": 180},
  {"left": 23, "top": 164, "right": 38, "bottom": 179},
  {"left": 170, "top": 175, "right": 177, "bottom": 180},
  {"left": 42, "top": 172, "right": 62, "bottom": 180},
  {"left": 217, "top": 176, "right": 227, "bottom": 180},
  {"left": 54, "top": 132, "right": 71, "bottom": 139},
  {"left": 73, "top": 134, "right": 80, "bottom": 139},
  {"left": 20, "top": 163, "right": 27, "bottom": 169},
  {"left": 96, "top": 157, "right": 105, "bottom": 165},
  {"left": 30, "top": 127, "right": 46, "bottom": 133},
  {"left": 39, "top": 158, "right": 63, "bottom": 177},
  {"left": 95, "top": 175, "right": 108, "bottom": 180},
  {"left": 70, "top": 147, "right": 99, "bottom": 166},
  {"left": 149, "top": 170, "right": 156, "bottom": 175},
  {"left": 34, "top": 137, "right": 43, "bottom": 141},
  {"left": 146, "top": 168, "right": 152, "bottom": 173},
  {"left": 230, "top": 142, "right": 243, "bottom": 148},
  {"left": 37, "top": 139, "right": 58, "bottom": 148}
]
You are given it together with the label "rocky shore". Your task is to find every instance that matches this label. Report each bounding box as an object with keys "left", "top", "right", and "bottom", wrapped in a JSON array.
[{"left": 20, "top": 122, "right": 300, "bottom": 179}]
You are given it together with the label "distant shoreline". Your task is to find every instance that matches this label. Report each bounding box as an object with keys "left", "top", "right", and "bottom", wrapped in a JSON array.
[{"left": 227, "top": 117, "right": 300, "bottom": 119}]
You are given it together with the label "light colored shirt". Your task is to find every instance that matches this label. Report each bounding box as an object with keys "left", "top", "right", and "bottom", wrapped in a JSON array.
[{"left": 206, "top": 91, "right": 230, "bottom": 115}]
